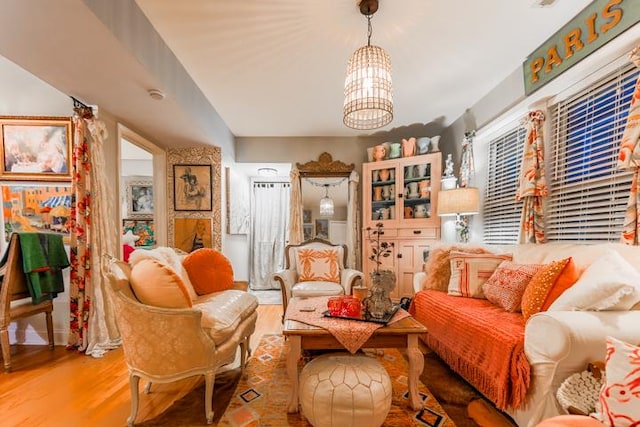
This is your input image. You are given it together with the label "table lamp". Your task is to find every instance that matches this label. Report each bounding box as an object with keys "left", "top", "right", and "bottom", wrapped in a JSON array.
[{"left": 437, "top": 187, "right": 480, "bottom": 243}]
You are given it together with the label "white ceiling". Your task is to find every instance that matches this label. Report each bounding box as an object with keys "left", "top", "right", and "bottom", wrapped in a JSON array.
[{"left": 135, "top": 0, "right": 594, "bottom": 137}]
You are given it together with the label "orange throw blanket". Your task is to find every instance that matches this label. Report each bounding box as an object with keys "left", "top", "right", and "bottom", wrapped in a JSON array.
[{"left": 410, "top": 290, "right": 530, "bottom": 410}]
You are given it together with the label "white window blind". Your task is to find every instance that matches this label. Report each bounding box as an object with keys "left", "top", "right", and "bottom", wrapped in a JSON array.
[
  {"left": 547, "top": 63, "right": 637, "bottom": 242},
  {"left": 483, "top": 126, "right": 526, "bottom": 245}
]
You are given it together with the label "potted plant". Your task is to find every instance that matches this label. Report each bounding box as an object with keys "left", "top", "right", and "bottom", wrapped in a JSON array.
[{"left": 365, "top": 222, "right": 395, "bottom": 318}]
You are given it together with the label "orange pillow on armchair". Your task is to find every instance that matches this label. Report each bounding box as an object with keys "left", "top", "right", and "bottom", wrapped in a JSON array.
[{"left": 183, "top": 248, "right": 234, "bottom": 295}]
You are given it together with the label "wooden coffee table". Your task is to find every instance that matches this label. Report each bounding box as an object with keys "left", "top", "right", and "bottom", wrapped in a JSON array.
[{"left": 283, "top": 315, "right": 427, "bottom": 413}]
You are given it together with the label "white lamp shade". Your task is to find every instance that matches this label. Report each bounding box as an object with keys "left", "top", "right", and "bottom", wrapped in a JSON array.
[
  {"left": 437, "top": 187, "right": 480, "bottom": 216},
  {"left": 343, "top": 45, "right": 393, "bottom": 130}
]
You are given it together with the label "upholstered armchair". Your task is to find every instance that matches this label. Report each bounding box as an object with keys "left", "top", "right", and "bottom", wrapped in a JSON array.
[
  {"left": 272, "top": 238, "right": 363, "bottom": 318},
  {"left": 105, "top": 256, "right": 258, "bottom": 426}
]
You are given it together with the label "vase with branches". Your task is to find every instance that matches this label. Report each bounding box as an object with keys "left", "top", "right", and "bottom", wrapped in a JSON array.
[{"left": 365, "top": 222, "right": 395, "bottom": 318}]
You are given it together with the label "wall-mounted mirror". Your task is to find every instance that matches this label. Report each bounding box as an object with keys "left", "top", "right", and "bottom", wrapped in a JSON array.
[{"left": 295, "top": 152, "right": 359, "bottom": 268}]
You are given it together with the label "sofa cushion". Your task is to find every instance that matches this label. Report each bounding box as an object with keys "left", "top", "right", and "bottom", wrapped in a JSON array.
[
  {"left": 295, "top": 248, "right": 341, "bottom": 283},
  {"left": 129, "top": 247, "right": 197, "bottom": 300},
  {"left": 129, "top": 259, "right": 193, "bottom": 308},
  {"left": 291, "top": 281, "right": 344, "bottom": 298},
  {"left": 193, "top": 290, "right": 259, "bottom": 345},
  {"left": 183, "top": 248, "right": 234, "bottom": 295},
  {"left": 521, "top": 258, "right": 579, "bottom": 321},
  {"left": 483, "top": 261, "right": 543, "bottom": 312},
  {"left": 549, "top": 250, "right": 640, "bottom": 311},
  {"left": 421, "top": 244, "right": 492, "bottom": 292},
  {"left": 593, "top": 336, "right": 640, "bottom": 426},
  {"left": 448, "top": 251, "right": 513, "bottom": 298}
]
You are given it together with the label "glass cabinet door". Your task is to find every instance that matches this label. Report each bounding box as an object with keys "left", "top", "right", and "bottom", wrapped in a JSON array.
[
  {"left": 368, "top": 163, "right": 399, "bottom": 225},
  {"left": 399, "top": 157, "right": 433, "bottom": 223}
]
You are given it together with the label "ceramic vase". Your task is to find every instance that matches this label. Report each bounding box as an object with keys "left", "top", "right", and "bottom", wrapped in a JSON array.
[{"left": 430, "top": 135, "right": 441, "bottom": 152}]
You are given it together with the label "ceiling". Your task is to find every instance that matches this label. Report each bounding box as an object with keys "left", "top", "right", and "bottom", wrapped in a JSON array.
[
  {"left": 0, "top": 0, "right": 599, "bottom": 152},
  {"left": 135, "top": 0, "right": 594, "bottom": 137}
]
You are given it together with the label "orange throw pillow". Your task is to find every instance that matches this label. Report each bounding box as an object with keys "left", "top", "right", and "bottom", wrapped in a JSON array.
[
  {"left": 129, "top": 259, "right": 192, "bottom": 308},
  {"left": 521, "top": 257, "right": 579, "bottom": 321},
  {"left": 183, "top": 248, "right": 234, "bottom": 295}
]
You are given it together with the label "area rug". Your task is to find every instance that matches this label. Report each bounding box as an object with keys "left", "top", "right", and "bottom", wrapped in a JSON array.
[
  {"left": 419, "top": 347, "right": 517, "bottom": 427},
  {"left": 140, "top": 334, "right": 456, "bottom": 426}
]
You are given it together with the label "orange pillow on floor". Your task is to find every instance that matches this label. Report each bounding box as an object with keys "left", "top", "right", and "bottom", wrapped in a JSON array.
[
  {"left": 521, "top": 257, "right": 579, "bottom": 321},
  {"left": 183, "top": 248, "right": 234, "bottom": 295}
]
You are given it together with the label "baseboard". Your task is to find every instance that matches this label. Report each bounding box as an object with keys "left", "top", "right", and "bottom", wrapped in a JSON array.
[{"left": 8, "top": 324, "right": 68, "bottom": 346}]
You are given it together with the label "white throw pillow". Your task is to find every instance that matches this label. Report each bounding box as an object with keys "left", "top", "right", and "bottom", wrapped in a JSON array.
[{"left": 548, "top": 250, "right": 640, "bottom": 311}]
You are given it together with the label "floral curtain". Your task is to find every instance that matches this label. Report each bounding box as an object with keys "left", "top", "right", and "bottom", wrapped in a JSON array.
[
  {"left": 67, "top": 108, "right": 120, "bottom": 356},
  {"left": 288, "top": 167, "right": 303, "bottom": 245},
  {"left": 516, "top": 110, "right": 548, "bottom": 243},
  {"left": 618, "top": 48, "right": 640, "bottom": 245}
]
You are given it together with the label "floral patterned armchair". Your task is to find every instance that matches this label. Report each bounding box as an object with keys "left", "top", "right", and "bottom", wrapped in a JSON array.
[
  {"left": 105, "top": 257, "right": 258, "bottom": 426},
  {"left": 272, "top": 238, "right": 363, "bottom": 319}
]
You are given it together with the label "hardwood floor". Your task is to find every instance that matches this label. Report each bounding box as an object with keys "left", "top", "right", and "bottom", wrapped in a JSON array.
[{"left": 0, "top": 304, "right": 283, "bottom": 427}]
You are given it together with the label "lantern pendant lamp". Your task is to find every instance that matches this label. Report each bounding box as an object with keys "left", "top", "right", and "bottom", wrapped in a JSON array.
[
  {"left": 319, "top": 184, "right": 334, "bottom": 217},
  {"left": 343, "top": 0, "right": 393, "bottom": 130}
]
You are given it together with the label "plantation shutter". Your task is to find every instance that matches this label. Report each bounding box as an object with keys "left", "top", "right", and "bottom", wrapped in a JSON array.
[
  {"left": 483, "top": 126, "right": 526, "bottom": 245},
  {"left": 547, "top": 64, "right": 637, "bottom": 242}
]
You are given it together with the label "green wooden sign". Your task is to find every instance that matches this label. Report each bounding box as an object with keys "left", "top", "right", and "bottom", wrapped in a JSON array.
[{"left": 523, "top": 0, "right": 640, "bottom": 96}]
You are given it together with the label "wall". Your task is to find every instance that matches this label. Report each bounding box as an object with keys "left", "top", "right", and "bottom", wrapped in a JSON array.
[
  {"left": 441, "top": 24, "right": 640, "bottom": 244},
  {"left": 0, "top": 56, "right": 70, "bottom": 344}
]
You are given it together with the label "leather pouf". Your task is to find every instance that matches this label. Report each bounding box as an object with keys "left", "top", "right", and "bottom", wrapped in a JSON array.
[{"left": 299, "top": 353, "right": 392, "bottom": 427}]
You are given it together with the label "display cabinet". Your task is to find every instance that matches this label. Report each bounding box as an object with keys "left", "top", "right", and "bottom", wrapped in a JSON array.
[{"left": 362, "top": 152, "right": 441, "bottom": 299}]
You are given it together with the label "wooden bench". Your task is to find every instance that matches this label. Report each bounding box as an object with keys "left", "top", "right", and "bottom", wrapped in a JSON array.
[{"left": 0, "top": 233, "right": 55, "bottom": 372}]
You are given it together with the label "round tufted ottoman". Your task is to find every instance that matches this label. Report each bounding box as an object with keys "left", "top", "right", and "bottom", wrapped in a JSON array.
[{"left": 299, "top": 352, "right": 392, "bottom": 427}]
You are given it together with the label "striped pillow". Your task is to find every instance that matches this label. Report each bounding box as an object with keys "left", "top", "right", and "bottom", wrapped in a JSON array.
[{"left": 448, "top": 251, "right": 512, "bottom": 298}]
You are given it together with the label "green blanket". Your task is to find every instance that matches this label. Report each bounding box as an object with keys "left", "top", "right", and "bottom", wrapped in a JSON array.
[{"left": 16, "top": 232, "right": 70, "bottom": 304}]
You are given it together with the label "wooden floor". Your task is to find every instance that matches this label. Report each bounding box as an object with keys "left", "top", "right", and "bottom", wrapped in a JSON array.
[{"left": 0, "top": 304, "right": 283, "bottom": 427}]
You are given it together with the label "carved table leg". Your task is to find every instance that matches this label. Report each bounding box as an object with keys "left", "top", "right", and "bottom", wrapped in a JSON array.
[
  {"left": 287, "top": 335, "right": 302, "bottom": 413},
  {"left": 407, "top": 334, "right": 425, "bottom": 410}
]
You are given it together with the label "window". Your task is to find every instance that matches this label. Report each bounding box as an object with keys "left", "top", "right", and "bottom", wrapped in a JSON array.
[
  {"left": 547, "top": 64, "right": 637, "bottom": 242},
  {"left": 483, "top": 125, "right": 526, "bottom": 245}
]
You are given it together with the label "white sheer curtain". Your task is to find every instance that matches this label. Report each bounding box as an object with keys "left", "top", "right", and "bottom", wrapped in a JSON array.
[{"left": 250, "top": 181, "right": 291, "bottom": 290}]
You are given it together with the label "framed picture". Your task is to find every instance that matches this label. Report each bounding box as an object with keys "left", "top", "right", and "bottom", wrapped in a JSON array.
[
  {"left": 0, "top": 116, "right": 72, "bottom": 181},
  {"left": 173, "top": 164, "right": 212, "bottom": 211},
  {"left": 303, "top": 209, "right": 312, "bottom": 224},
  {"left": 315, "top": 219, "right": 329, "bottom": 240},
  {"left": 1, "top": 184, "right": 72, "bottom": 241},
  {"left": 124, "top": 176, "right": 154, "bottom": 219},
  {"left": 303, "top": 223, "right": 314, "bottom": 241},
  {"left": 122, "top": 219, "right": 155, "bottom": 247},
  {"left": 174, "top": 217, "right": 213, "bottom": 253}
]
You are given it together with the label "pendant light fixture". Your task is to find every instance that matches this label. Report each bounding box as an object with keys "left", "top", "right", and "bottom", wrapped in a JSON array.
[
  {"left": 319, "top": 184, "right": 335, "bottom": 217},
  {"left": 343, "top": 0, "right": 393, "bottom": 130}
]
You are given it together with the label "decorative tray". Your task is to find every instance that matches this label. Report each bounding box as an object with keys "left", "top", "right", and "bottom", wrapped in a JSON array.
[{"left": 322, "top": 304, "right": 400, "bottom": 325}]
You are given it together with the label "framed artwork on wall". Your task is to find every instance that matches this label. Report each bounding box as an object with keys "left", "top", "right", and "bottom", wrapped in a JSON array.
[
  {"left": 303, "top": 209, "right": 312, "bottom": 224},
  {"left": 174, "top": 217, "right": 213, "bottom": 253},
  {"left": 124, "top": 176, "right": 154, "bottom": 219},
  {"left": 0, "top": 116, "right": 72, "bottom": 181},
  {"left": 173, "top": 164, "right": 212, "bottom": 211},
  {"left": 315, "top": 219, "right": 329, "bottom": 240},
  {"left": 122, "top": 219, "right": 155, "bottom": 247},
  {"left": 303, "top": 223, "right": 314, "bottom": 241},
  {"left": 1, "top": 184, "right": 72, "bottom": 241}
]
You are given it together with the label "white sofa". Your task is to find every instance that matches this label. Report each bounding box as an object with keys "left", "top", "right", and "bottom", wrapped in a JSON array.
[{"left": 412, "top": 242, "right": 640, "bottom": 427}]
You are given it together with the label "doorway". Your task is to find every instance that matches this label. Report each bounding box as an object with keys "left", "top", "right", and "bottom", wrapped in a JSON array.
[{"left": 117, "top": 125, "right": 167, "bottom": 253}]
